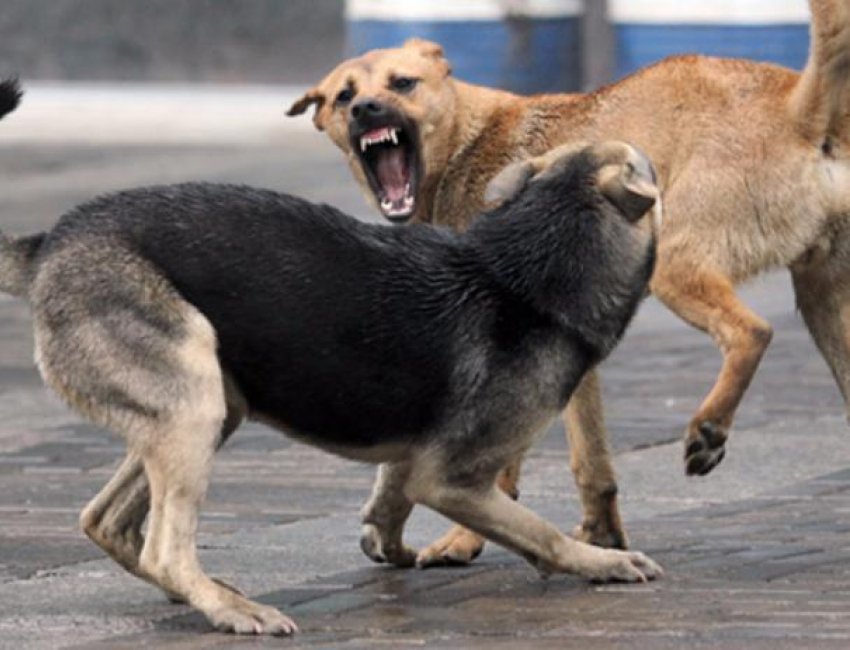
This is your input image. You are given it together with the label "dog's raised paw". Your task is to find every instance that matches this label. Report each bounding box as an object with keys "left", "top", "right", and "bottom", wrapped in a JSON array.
[{"left": 684, "top": 420, "right": 728, "bottom": 476}]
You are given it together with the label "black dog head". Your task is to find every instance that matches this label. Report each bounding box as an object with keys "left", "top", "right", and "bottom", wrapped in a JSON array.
[{"left": 485, "top": 141, "right": 660, "bottom": 226}]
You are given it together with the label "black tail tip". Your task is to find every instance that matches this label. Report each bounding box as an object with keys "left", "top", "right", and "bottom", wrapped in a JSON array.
[{"left": 0, "top": 77, "right": 22, "bottom": 120}]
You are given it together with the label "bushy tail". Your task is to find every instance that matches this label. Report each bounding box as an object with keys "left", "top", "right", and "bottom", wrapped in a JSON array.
[
  {"left": 0, "top": 78, "right": 21, "bottom": 121},
  {"left": 0, "top": 78, "right": 35, "bottom": 297},
  {"left": 0, "top": 233, "right": 44, "bottom": 297},
  {"left": 790, "top": 1, "right": 850, "bottom": 142}
]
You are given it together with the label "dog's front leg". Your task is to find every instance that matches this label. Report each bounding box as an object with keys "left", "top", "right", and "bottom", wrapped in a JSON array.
[
  {"left": 360, "top": 462, "right": 416, "bottom": 567},
  {"left": 564, "top": 369, "right": 628, "bottom": 549},
  {"left": 80, "top": 373, "right": 247, "bottom": 603},
  {"left": 415, "top": 462, "right": 520, "bottom": 567},
  {"left": 415, "top": 480, "right": 662, "bottom": 583}
]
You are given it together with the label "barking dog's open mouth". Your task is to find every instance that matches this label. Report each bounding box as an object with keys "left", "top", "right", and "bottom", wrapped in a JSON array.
[{"left": 352, "top": 122, "right": 421, "bottom": 222}]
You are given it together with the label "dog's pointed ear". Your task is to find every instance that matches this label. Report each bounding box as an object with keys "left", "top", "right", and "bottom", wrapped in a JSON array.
[
  {"left": 286, "top": 89, "right": 328, "bottom": 131},
  {"left": 404, "top": 38, "right": 452, "bottom": 77},
  {"left": 484, "top": 160, "right": 537, "bottom": 205},
  {"left": 597, "top": 144, "right": 659, "bottom": 222}
]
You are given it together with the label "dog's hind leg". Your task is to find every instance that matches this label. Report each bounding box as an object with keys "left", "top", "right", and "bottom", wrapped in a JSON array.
[
  {"left": 32, "top": 250, "right": 291, "bottom": 635},
  {"left": 80, "top": 372, "right": 248, "bottom": 602},
  {"left": 792, "top": 234, "right": 850, "bottom": 411},
  {"left": 564, "top": 370, "right": 627, "bottom": 549},
  {"left": 360, "top": 462, "right": 417, "bottom": 567},
  {"left": 410, "top": 469, "right": 662, "bottom": 583},
  {"left": 132, "top": 312, "right": 294, "bottom": 635},
  {"left": 80, "top": 452, "right": 149, "bottom": 577},
  {"left": 652, "top": 263, "right": 773, "bottom": 476}
]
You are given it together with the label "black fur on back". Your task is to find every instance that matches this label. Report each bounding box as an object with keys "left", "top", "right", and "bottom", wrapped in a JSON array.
[
  {"left": 0, "top": 78, "right": 21, "bottom": 120},
  {"left": 41, "top": 149, "right": 655, "bottom": 449}
]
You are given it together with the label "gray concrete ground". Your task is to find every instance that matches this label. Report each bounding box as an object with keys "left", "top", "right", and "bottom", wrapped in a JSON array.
[{"left": 1, "top": 128, "right": 850, "bottom": 649}]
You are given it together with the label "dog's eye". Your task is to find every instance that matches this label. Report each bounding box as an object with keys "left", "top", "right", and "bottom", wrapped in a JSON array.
[
  {"left": 335, "top": 88, "right": 354, "bottom": 106},
  {"left": 390, "top": 77, "right": 418, "bottom": 93}
]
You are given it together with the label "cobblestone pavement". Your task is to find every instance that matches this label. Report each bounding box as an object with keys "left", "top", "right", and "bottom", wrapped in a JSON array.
[{"left": 1, "top": 135, "right": 849, "bottom": 649}]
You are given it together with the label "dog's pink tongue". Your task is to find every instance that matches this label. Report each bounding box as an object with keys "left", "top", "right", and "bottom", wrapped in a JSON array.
[{"left": 376, "top": 147, "right": 407, "bottom": 203}]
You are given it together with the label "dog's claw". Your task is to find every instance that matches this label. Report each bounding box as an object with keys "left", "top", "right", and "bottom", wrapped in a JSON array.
[
  {"left": 208, "top": 600, "right": 297, "bottom": 636},
  {"left": 588, "top": 549, "right": 663, "bottom": 583}
]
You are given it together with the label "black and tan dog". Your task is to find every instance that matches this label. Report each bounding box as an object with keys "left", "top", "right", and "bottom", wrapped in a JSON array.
[
  {"left": 289, "top": 0, "right": 850, "bottom": 565},
  {"left": 0, "top": 82, "right": 661, "bottom": 635}
]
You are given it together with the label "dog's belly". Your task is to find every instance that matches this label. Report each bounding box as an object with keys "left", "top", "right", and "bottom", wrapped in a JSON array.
[
  {"left": 221, "top": 337, "right": 449, "bottom": 449},
  {"left": 251, "top": 410, "right": 415, "bottom": 463}
]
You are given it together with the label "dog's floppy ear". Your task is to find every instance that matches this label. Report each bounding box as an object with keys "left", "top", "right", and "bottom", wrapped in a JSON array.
[
  {"left": 286, "top": 89, "right": 328, "bottom": 131},
  {"left": 597, "top": 144, "right": 658, "bottom": 222},
  {"left": 484, "top": 160, "right": 537, "bottom": 205},
  {"left": 404, "top": 38, "right": 452, "bottom": 77}
]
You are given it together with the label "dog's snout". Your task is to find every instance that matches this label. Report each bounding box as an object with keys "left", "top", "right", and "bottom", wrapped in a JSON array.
[{"left": 351, "top": 98, "right": 388, "bottom": 121}]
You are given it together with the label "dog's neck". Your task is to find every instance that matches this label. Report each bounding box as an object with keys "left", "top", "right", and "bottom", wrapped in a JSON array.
[
  {"left": 419, "top": 79, "right": 583, "bottom": 229},
  {"left": 415, "top": 79, "right": 524, "bottom": 226},
  {"left": 467, "top": 183, "right": 648, "bottom": 359}
]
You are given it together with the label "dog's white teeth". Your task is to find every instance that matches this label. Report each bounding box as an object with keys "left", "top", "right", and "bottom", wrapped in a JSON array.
[
  {"left": 361, "top": 128, "right": 401, "bottom": 152},
  {"left": 380, "top": 198, "right": 393, "bottom": 211}
]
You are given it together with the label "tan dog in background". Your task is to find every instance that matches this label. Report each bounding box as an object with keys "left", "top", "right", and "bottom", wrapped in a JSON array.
[{"left": 289, "top": 0, "right": 850, "bottom": 567}]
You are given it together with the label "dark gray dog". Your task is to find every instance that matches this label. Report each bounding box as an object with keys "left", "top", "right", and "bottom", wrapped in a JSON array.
[{"left": 1, "top": 82, "right": 661, "bottom": 636}]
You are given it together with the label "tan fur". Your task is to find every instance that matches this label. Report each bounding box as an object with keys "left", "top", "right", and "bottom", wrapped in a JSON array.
[{"left": 292, "top": 0, "right": 850, "bottom": 563}]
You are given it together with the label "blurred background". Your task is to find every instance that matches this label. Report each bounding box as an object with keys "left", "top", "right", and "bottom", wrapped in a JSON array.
[
  {"left": 0, "top": 0, "right": 813, "bottom": 150},
  {"left": 0, "top": 0, "right": 811, "bottom": 91}
]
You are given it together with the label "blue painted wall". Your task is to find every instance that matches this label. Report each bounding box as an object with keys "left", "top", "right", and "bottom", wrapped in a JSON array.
[
  {"left": 346, "top": 1, "right": 584, "bottom": 93},
  {"left": 609, "top": 1, "right": 810, "bottom": 78},
  {"left": 347, "top": 18, "right": 582, "bottom": 93}
]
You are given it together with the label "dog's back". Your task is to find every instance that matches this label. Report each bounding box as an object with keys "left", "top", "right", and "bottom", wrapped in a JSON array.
[{"left": 38, "top": 182, "right": 466, "bottom": 446}]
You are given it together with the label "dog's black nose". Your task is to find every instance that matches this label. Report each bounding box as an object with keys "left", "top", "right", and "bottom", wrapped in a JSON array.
[{"left": 351, "top": 98, "right": 387, "bottom": 121}]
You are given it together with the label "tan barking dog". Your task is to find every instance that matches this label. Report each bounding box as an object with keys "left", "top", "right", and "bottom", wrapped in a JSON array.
[{"left": 289, "top": 0, "right": 850, "bottom": 567}]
